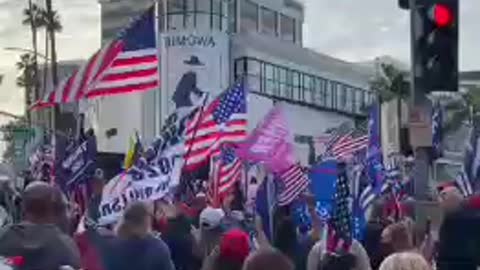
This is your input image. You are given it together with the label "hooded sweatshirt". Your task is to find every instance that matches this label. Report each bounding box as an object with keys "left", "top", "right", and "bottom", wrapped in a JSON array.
[{"left": 0, "top": 222, "right": 81, "bottom": 270}]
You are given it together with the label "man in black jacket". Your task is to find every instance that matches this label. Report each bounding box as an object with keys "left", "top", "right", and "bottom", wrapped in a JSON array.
[{"left": 0, "top": 182, "right": 81, "bottom": 270}]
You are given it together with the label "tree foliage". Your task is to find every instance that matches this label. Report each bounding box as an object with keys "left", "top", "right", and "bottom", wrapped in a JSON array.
[
  {"left": 1, "top": 120, "right": 27, "bottom": 164},
  {"left": 369, "top": 63, "right": 410, "bottom": 102},
  {"left": 16, "top": 53, "right": 37, "bottom": 108}
]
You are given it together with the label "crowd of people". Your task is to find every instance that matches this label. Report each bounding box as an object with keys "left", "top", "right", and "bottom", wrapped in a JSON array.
[{"left": 0, "top": 178, "right": 479, "bottom": 270}]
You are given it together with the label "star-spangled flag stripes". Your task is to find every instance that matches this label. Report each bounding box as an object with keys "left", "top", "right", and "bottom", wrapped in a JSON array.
[
  {"left": 331, "top": 132, "right": 368, "bottom": 161},
  {"left": 327, "top": 163, "right": 353, "bottom": 254},
  {"left": 455, "top": 170, "right": 473, "bottom": 197},
  {"left": 183, "top": 82, "right": 247, "bottom": 172},
  {"left": 210, "top": 145, "right": 243, "bottom": 204},
  {"left": 277, "top": 164, "right": 309, "bottom": 206},
  {"left": 32, "top": 6, "right": 158, "bottom": 109}
]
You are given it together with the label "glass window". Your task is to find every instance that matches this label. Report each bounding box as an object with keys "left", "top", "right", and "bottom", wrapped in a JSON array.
[
  {"left": 302, "top": 75, "right": 311, "bottom": 102},
  {"left": 292, "top": 72, "right": 300, "bottom": 100},
  {"left": 211, "top": 0, "right": 223, "bottom": 30},
  {"left": 285, "top": 71, "right": 293, "bottom": 99},
  {"left": 278, "top": 68, "right": 287, "bottom": 97},
  {"left": 234, "top": 59, "right": 246, "bottom": 79},
  {"left": 339, "top": 85, "right": 347, "bottom": 111},
  {"left": 241, "top": 0, "right": 258, "bottom": 32},
  {"left": 315, "top": 78, "right": 326, "bottom": 106},
  {"left": 167, "top": 0, "right": 186, "bottom": 30},
  {"left": 228, "top": 0, "right": 237, "bottom": 32},
  {"left": 196, "top": 0, "right": 210, "bottom": 30},
  {"left": 261, "top": 7, "right": 277, "bottom": 36},
  {"left": 247, "top": 59, "right": 260, "bottom": 77},
  {"left": 265, "top": 64, "right": 275, "bottom": 96},
  {"left": 280, "top": 14, "right": 295, "bottom": 42}
]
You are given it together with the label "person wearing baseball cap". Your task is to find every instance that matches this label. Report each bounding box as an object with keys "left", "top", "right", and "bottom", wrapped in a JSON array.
[
  {"left": 194, "top": 207, "right": 226, "bottom": 261},
  {"left": 202, "top": 229, "right": 250, "bottom": 270}
]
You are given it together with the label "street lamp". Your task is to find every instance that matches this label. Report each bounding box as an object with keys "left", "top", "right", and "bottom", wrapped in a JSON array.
[{"left": 3, "top": 47, "right": 49, "bottom": 61}]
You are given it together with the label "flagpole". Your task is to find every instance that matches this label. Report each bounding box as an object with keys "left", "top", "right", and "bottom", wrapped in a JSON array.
[
  {"left": 154, "top": 0, "right": 163, "bottom": 135},
  {"left": 182, "top": 93, "right": 210, "bottom": 198}
]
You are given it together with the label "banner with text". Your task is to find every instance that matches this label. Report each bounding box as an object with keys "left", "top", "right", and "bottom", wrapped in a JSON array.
[
  {"left": 160, "top": 31, "right": 230, "bottom": 121},
  {"left": 236, "top": 105, "right": 296, "bottom": 173},
  {"left": 98, "top": 147, "right": 183, "bottom": 225}
]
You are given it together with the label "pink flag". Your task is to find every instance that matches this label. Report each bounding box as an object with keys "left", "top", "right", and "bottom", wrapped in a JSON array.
[{"left": 236, "top": 105, "right": 296, "bottom": 173}]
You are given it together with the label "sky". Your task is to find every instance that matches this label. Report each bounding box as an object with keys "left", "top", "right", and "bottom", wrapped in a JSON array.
[{"left": 0, "top": 0, "right": 479, "bottom": 123}]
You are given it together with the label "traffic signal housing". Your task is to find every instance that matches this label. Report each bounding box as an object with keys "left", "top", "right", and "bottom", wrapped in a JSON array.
[{"left": 417, "top": 0, "right": 459, "bottom": 92}]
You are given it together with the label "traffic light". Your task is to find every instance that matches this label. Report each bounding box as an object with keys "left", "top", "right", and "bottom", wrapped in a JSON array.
[{"left": 417, "top": 0, "right": 459, "bottom": 92}]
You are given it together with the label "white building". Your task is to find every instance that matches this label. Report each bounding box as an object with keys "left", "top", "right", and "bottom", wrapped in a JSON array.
[{"left": 87, "top": 0, "right": 376, "bottom": 165}]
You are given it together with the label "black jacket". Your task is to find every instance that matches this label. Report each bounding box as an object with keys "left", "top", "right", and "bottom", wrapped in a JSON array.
[
  {"left": 437, "top": 204, "right": 480, "bottom": 270},
  {"left": 0, "top": 222, "right": 81, "bottom": 270}
]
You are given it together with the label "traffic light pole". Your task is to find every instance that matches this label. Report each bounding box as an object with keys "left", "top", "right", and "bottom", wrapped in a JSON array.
[{"left": 409, "top": 0, "right": 433, "bottom": 201}]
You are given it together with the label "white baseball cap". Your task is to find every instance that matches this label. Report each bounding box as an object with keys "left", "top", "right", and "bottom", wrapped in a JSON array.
[{"left": 199, "top": 207, "right": 225, "bottom": 230}]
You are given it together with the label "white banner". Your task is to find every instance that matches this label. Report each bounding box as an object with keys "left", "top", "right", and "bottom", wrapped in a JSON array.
[
  {"left": 98, "top": 148, "right": 184, "bottom": 225},
  {"left": 160, "top": 31, "right": 230, "bottom": 122}
]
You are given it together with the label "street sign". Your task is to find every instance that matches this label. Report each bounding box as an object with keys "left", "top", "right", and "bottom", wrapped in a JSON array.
[
  {"left": 409, "top": 106, "right": 432, "bottom": 147},
  {"left": 11, "top": 127, "right": 35, "bottom": 171}
]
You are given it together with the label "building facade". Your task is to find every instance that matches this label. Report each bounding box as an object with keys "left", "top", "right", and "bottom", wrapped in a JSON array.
[{"left": 88, "top": 0, "right": 376, "bottom": 165}]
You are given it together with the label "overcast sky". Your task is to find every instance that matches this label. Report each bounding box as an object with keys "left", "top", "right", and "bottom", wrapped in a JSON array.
[{"left": 0, "top": 0, "right": 479, "bottom": 120}]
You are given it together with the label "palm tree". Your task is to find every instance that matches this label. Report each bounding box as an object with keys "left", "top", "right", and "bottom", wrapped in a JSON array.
[
  {"left": 22, "top": 1, "right": 44, "bottom": 102},
  {"left": 16, "top": 53, "right": 36, "bottom": 122},
  {"left": 442, "top": 86, "right": 480, "bottom": 133},
  {"left": 369, "top": 63, "right": 410, "bottom": 102},
  {"left": 39, "top": 7, "right": 62, "bottom": 92},
  {"left": 43, "top": 0, "right": 61, "bottom": 86}
]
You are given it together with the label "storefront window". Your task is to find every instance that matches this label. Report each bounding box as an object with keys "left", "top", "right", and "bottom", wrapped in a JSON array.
[
  {"left": 241, "top": 0, "right": 258, "bottom": 32},
  {"left": 261, "top": 7, "right": 277, "bottom": 36},
  {"left": 280, "top": 14, "right": 295, "bottom": 42}
]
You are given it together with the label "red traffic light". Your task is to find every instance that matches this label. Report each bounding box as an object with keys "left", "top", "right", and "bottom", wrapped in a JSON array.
[{"left": 429, "top": 4, "right": 454, "bottom": 28}]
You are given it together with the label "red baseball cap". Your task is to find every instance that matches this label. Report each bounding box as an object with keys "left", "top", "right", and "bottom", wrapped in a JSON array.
[{"left": 219, "top": 229, "right": 250, "bottom": 263}]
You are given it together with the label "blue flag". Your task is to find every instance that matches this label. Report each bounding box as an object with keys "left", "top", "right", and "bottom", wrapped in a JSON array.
[
  {"left": 255, "top": 174, "right": 277, "bottom": 241},
  {"left": 60, "top": 133, "right": 97, "bottom": 189},
  {"left": 309, "top": 159, "right": 337, "bottom": 221},
  {"left": 432, "top": 101, "right": 443, "bottom": 159},
  {"left": 366, "top": 103, "right": 385, "bottom": 194},
  {"left": 291, "top": 199, "right": 312, "bottom": 234}
]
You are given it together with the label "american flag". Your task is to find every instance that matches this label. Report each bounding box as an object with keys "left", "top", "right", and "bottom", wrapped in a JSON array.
[
  {"left": 183, "top": 83, "right": 247, "bottom": 172},
  {"left": 327, "top": 163, "right": 353, "bottom": 254},
  {"left": 277, "top": 164, "right": 309, "bottom": 206},
  {"left": 455, "top": 170, "right": 473, "bottom": 197},
  {"left": 32, "top": 6, "right": 158, "bottom": 108},
  {"left": 331, "top": 130, "right": 368, "bottom": 161},
  {"left": 209, "top": 145, "right": 243, "bottom": 205},
  {"left": 318, "top": 122, "right": 352, "bottom": 156}
]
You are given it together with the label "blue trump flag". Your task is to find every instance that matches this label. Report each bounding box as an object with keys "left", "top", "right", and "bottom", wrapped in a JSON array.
[
  {"left": 366, "top": 102, "right": 385, "bottom": 195},
  {"left": 59, "top": 132, "right": 97, "bottom": 189},
  {"left": 309, "top": 159, "right": 337, "bottom": 221}
]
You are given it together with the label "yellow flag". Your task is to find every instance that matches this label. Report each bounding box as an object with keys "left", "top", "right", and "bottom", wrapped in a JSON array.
[{"left": 124, "top": 135, "right": 135, "bottom": 169}]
